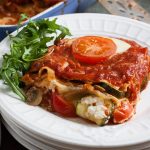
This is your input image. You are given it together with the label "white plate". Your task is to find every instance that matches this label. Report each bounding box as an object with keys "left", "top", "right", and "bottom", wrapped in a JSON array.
[
  {"left": 0, "top": 13, "right": 150, "bottom": 149},
  {"left": 2, "top": 109, "right": 150, "bottom": 150},
  {"left": 2, "top": 113, "right": 59, "bottom": 150},
  {"left": 2, "top": 118, "right": 40, "bottom": 150}
]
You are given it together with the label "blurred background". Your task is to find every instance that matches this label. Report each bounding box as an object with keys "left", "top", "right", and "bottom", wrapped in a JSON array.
[{"left": 0, "top": 0, "right": 150, "bottom": 41}]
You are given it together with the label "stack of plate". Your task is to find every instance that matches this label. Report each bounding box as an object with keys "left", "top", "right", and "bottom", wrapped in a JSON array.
[{"left": 1, "top": 14, "right": 150, "bottom": 150}]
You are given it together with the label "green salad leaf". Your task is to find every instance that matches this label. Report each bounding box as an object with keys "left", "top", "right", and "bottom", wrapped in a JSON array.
[{"left": 0, "top": 18, "right": 71, "bottom": 101}]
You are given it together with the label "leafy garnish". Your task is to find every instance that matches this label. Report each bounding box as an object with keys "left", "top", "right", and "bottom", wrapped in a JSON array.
[
  {"left": 18, "top": 13, "right": 29, "bottom": 27},
  {"left": 0, "top": 18, "right": 71, "bottom": 101}
]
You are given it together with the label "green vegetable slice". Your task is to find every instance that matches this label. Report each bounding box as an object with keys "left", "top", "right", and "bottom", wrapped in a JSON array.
[
  {"left": 97, "top": 82, "right": 125, "bottom": 98},
  {"left": 76, "top": 102, "right": 108, "bottom": 126},
  {"left": 140, "top": 75, "right": 148, "bottom": 91}
]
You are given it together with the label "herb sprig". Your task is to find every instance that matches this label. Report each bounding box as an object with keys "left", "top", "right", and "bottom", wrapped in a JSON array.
[{"left": 0, "top": 17, "right": 71, "bottom": 101}]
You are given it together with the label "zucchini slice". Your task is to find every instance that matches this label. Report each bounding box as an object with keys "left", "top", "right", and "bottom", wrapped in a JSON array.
[
  {"left": 104, "top": 99, "right": 115, "bottom": 116},
  {"left": 97, "top": 82, "right": 125, "bottom": 98},
  {"left": 76, "top": 96, "right": 114, "bottom": 126},
  {"left": 76, "top": 102, "right": 108, "bottom": 126},
  {"left": 140, "top": 75, "right": 148, "bottom": 91}
]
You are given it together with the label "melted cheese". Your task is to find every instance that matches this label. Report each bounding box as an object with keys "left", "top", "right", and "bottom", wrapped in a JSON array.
[
  {"left": 100, "top": 36, "right": 131, "bottom": 53},
  {"left": 81, "top": 96, "right": 107, "bottom": 119},
  {"left": 110, "top": 38, "right": 131, "bottom": 53}
]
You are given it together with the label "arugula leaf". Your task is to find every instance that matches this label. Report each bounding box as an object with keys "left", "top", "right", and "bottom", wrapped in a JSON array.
[
  {"left": 0, "top": 18, "right": 71, "bottom": 101},
  {"left": 18, "top": 13, "right": 29, "bottom": 28}
]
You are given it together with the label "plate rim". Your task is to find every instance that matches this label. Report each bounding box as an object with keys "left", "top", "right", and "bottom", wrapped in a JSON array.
[{"left": 0, "top": 13, "right": 150, "bottom": 148}]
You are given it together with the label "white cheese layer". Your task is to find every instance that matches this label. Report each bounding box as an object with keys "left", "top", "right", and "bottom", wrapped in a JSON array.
[
  {"left": 99, "top": 36, "right": 131, "bottom": 53},
  {"left": 81, "top": 96, "right": 107, "bottom": 119},
  {"left": 110, "top": 38, "right": 131, "bottom": 53}
]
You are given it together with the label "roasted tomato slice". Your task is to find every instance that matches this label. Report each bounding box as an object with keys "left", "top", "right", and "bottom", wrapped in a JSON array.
[
  {"left": 52, "top": 92, "right": 76, "bottom": 117},
  {"left": 72, "top": 36, "right": 117, "bottom": 64},
  {"left": 113, "top": 101, "right": 134, "bottom": 123}
]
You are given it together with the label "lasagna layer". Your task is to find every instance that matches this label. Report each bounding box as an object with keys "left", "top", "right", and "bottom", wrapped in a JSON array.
[
  {"left": 23, "top": 39, "right": 150, "bottom": 102},
  {"left": 21, "top": 38, "right": 150, "bottom": 125}
]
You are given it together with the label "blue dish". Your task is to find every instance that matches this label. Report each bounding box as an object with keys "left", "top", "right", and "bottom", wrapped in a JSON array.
[
  {"left": 0, "top": 1, "right": 75, "bottom": 41},
  {"left": 0, "top": 0, "right": 96, "bottom": 41}
]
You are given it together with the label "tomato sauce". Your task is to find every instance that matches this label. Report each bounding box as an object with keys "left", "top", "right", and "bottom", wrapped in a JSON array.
[
  {"left": 29, "top": 39, "right": 149, "bottom": 87},
  {"left": 22, "top": 37, "right": 150, "bottom": 123}
]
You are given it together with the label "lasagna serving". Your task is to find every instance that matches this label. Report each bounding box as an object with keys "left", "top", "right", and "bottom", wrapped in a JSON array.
[
  {"left": 22, "top": 36, "right": 150, "bottom": 126},
  {"left": 0, "top": 0, "right": 63, "bottom": 25}
]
